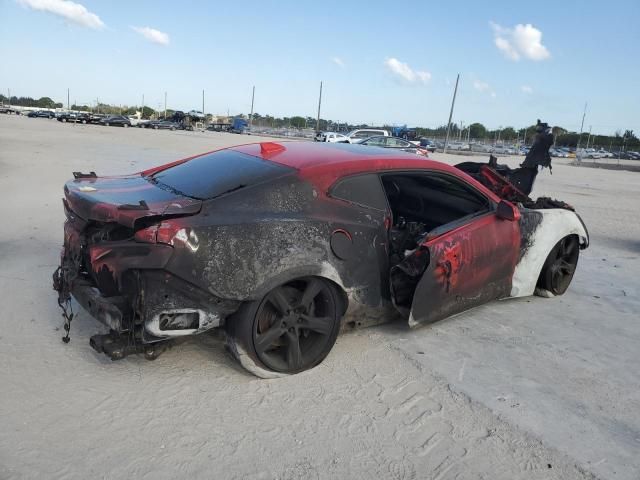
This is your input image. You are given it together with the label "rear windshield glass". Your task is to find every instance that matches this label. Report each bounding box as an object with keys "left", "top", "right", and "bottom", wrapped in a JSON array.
[{"left": 147, "top": 149, "right": 293, "bottom": 199}]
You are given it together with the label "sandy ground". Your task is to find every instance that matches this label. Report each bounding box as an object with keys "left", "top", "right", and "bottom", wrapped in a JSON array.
[{"left": 0, "top": 115, "right": 638, "bottom": 479}]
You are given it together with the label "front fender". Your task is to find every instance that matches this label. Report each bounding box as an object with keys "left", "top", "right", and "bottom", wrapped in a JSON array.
[{"left": 511, "top": 208, "right": 589, "bottom": 297}]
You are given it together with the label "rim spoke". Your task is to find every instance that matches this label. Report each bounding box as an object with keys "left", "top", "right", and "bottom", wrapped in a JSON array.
[
  {"left": 558, "top": 259, "right": 575, "bottom": 274},
  {"left": 255, "top": 322, "right": 285, "bottom": 353},
  {"left": 564, "top": 239, "right": 577, "bottom": 257},
  {"left": 268, "top": 288, "right": 292, "bottom": 315},
  {"left": 299, "top": 278, "right": 323, "bottom": 311},
  {"left": 286, "top": 330, "right": 303, "bottom": 369},
  {"left": 300, "top": 314, "right": 333, "bottom": 336}
]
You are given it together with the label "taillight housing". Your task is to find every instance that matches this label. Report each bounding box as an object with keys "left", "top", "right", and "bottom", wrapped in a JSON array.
[{"left": 134, "top": 221, "right": 199, "bottom": 251}]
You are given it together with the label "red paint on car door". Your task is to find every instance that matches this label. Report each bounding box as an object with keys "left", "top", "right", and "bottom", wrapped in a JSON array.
[{"left": 408, "top": 212, "right": 520, "bottom": 326}]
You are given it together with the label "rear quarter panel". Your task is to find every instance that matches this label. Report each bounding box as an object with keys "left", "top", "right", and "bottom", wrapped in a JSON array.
[{"left": 164, "top": 176, "right": 388, "bottom": 306}]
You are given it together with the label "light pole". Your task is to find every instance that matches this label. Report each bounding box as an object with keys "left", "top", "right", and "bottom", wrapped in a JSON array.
[
  {"left": 249, "top": 86, "right": 255, "bottom": 126},
  {"left": 164, "top": 92, "right": 167, "bottom": 119},
  {"left": 316, "top": 81, "right": 323, "bottom": 132},
  {"left": 443, "top": 73, "right": 460, "bottom": 154},
  {"left": 576, "top": 102, "right": 587, "bottom": 156}
]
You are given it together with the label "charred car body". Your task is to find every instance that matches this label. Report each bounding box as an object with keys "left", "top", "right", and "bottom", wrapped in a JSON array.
[{"left": 54, "top": 122, "right": 588, "bottom": 377}]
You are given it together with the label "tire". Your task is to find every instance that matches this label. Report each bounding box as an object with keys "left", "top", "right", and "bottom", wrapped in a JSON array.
[
  {"left": 226, "top": 277, "right": 342, "bottom": 377},
  {"left": 170, "top": 127, "right": 175, "bottom": 131},
  {"left": 82, "top": 119, "right": 87, "bottom": 124},
  {"left": 62, "top": 118, "right": 67, "bottom": 123},
  {"left": 537, "top": 235, "right": 579, "bottom": 295},
  {"left": 154, "top": 126, "right": 159, "bottom": 130},
  {"left": 105, "top": 122, "right": 110, "bottom": 126},
  {"left": 124, "top": 123, "right": 129, "bottom": 128}
]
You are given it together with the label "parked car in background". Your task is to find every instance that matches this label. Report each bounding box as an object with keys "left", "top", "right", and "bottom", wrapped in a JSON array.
[
  {"left": 316, "top": 131, "right": 348, "bottom": 143},
  {"left": 519, "top": 146, "right": 531, "bottom": 156},
  {"left": 0, "top": 105, "right": 20, "bottom": 114},
  {"left": 27, "top": 110, "right": 55, "bottom": 118},
  {"left": 418, "top": 138, "right": 437, "bottom": 152},
  {"left": 447, "top": 141, "right": 470, "bottom": 151},
  {"left": 100, "top": 115, "right": 131, "bottom": 127},
  {"left": 152, "top": 120, "right": 182, "bottom": 131},
  {"left": 57, "top": 112, "right": 89, "bottom": 123},
  {"left": 550, "top": 148, "right": 568, "bottom": 157},
  {"left": 345, "top": 129, "right": 389, "bottom": 144},
  {"left": 359, "top": 136, "right": 430, "bottom": 157}
]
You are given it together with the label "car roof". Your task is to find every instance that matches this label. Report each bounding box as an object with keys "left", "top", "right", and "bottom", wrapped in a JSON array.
[{"left": 230, "top": 141, "right": 495, "bottom": 196}]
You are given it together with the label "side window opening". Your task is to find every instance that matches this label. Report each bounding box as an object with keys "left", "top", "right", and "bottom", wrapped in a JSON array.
[{"left": 329, "top": 173, "right": 388, "bottom": 211}]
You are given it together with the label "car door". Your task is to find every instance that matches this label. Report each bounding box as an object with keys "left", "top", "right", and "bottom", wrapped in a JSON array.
[{"left": 386, "top": 172, "right": 521, "bottom": 326}]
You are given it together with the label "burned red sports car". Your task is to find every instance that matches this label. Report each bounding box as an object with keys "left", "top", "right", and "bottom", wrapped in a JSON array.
[{"left": 54, "top": 125, "right": 588, "bottom": 377}]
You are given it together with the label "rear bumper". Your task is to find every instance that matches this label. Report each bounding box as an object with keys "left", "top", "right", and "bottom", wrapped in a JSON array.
[{"left": 71, "top": 279, "right": 128, "bottom": 331}]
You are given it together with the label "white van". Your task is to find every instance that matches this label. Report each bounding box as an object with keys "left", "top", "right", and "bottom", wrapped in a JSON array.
[{"left": 345, "top": 129, "right": 389, "bottom": 144}]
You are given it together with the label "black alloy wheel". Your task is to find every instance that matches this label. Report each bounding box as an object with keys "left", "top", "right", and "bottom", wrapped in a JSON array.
[
  {"left": 228, "top": 277, "right": 342, "bottom": 375},
  {"left": 538, "top": 235, "right": 580, "bottom": 295}
]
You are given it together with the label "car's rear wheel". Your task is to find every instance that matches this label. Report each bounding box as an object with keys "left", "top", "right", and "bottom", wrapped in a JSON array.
[
  {"left": 105, "top": 122, "right": 110, "bottom": 126},
  {"left": 226, "top": 277, "right": 342, "bottom": 377},
  {"left": 62, "top": 118, "right": 67, "bottom": 122},
  {"left": 537, "top": 235, "right": 579, "bottom": 295},
  {"left": 124, "top": 123, "right": 129, "bottom": 128}
]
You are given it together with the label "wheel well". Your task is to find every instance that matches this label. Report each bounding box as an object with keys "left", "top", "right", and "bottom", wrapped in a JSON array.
[{"left": 321, "top": 277, "right": 349, "bottom": 316}]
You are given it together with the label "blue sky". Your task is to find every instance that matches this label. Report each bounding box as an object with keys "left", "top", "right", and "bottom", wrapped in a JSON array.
[{"left": 1, "top": 0, "right": 638, "bottom": 134}]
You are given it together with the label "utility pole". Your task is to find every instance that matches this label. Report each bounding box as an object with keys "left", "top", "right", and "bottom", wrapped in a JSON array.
[
  {"left": 7, "top": 88, "right": 10, "bottom": 106},
  {"left": 467, "top": 125, "right": 470, "bottom": 144},
  {"left": 497, "top": 127, "right": 502, "bottom": 144},
  {"left": 164, "top": 91, "right": 167, "bottom": 119},
  {"left": 141, "top": 94, "right": 144, "bottom": 119},
  {"left": 67, "top": 88, "right": 70, "bottom": 111},
  {"left": 576, "top": 102, "right": 587, "bottom": 156},
  {"left": 249, "top": 86, "right": 255, "bottom": 126},
  {"left": 586, "top": 125, "right": 592, "bottom": 149},
  {"left": 202, "top": 89, "right": 205, "bottom": 115},
  {"left": 316, "top": 81, "right": 323, "bottom": 132},
  {"left": 443, "top": 73, "right": 460, "bottom": 153}
]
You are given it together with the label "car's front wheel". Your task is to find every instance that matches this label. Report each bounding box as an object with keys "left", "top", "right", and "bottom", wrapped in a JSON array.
[
  {"left": 537, "top": 235, "right": 580, "bottom": 295},
  {"left": 226, "top": 277, "right": 342, "bottom": 377}
]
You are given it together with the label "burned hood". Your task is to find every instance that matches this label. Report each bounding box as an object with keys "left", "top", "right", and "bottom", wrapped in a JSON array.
[{"left": 64, "top": 174, "right": 202, "bottom": 228}]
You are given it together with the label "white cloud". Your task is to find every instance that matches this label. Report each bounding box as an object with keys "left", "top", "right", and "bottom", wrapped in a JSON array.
[
  {"left": 521, "top": 85, "right": 533, "bottom": 94},
  {"left": 490, "top": 22, "right": 550, "bottom": 61},
  {"left": 331, "top": 57, "right": 345, "bottom": 67},
  {"left": 17, "top": 0, "right": 104, "bottom": 29},
  {"left": 473, "top": 80, "right": 490, "bottom": 92},
  {"left": 473, "top": 80, "right": 496, "bottom": 98},
  {"left": 131, "top": 26, "right": 170, "bottom": 46},
  {"left": 384, "top": 58, "right": 431, "bottom": 84}
]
